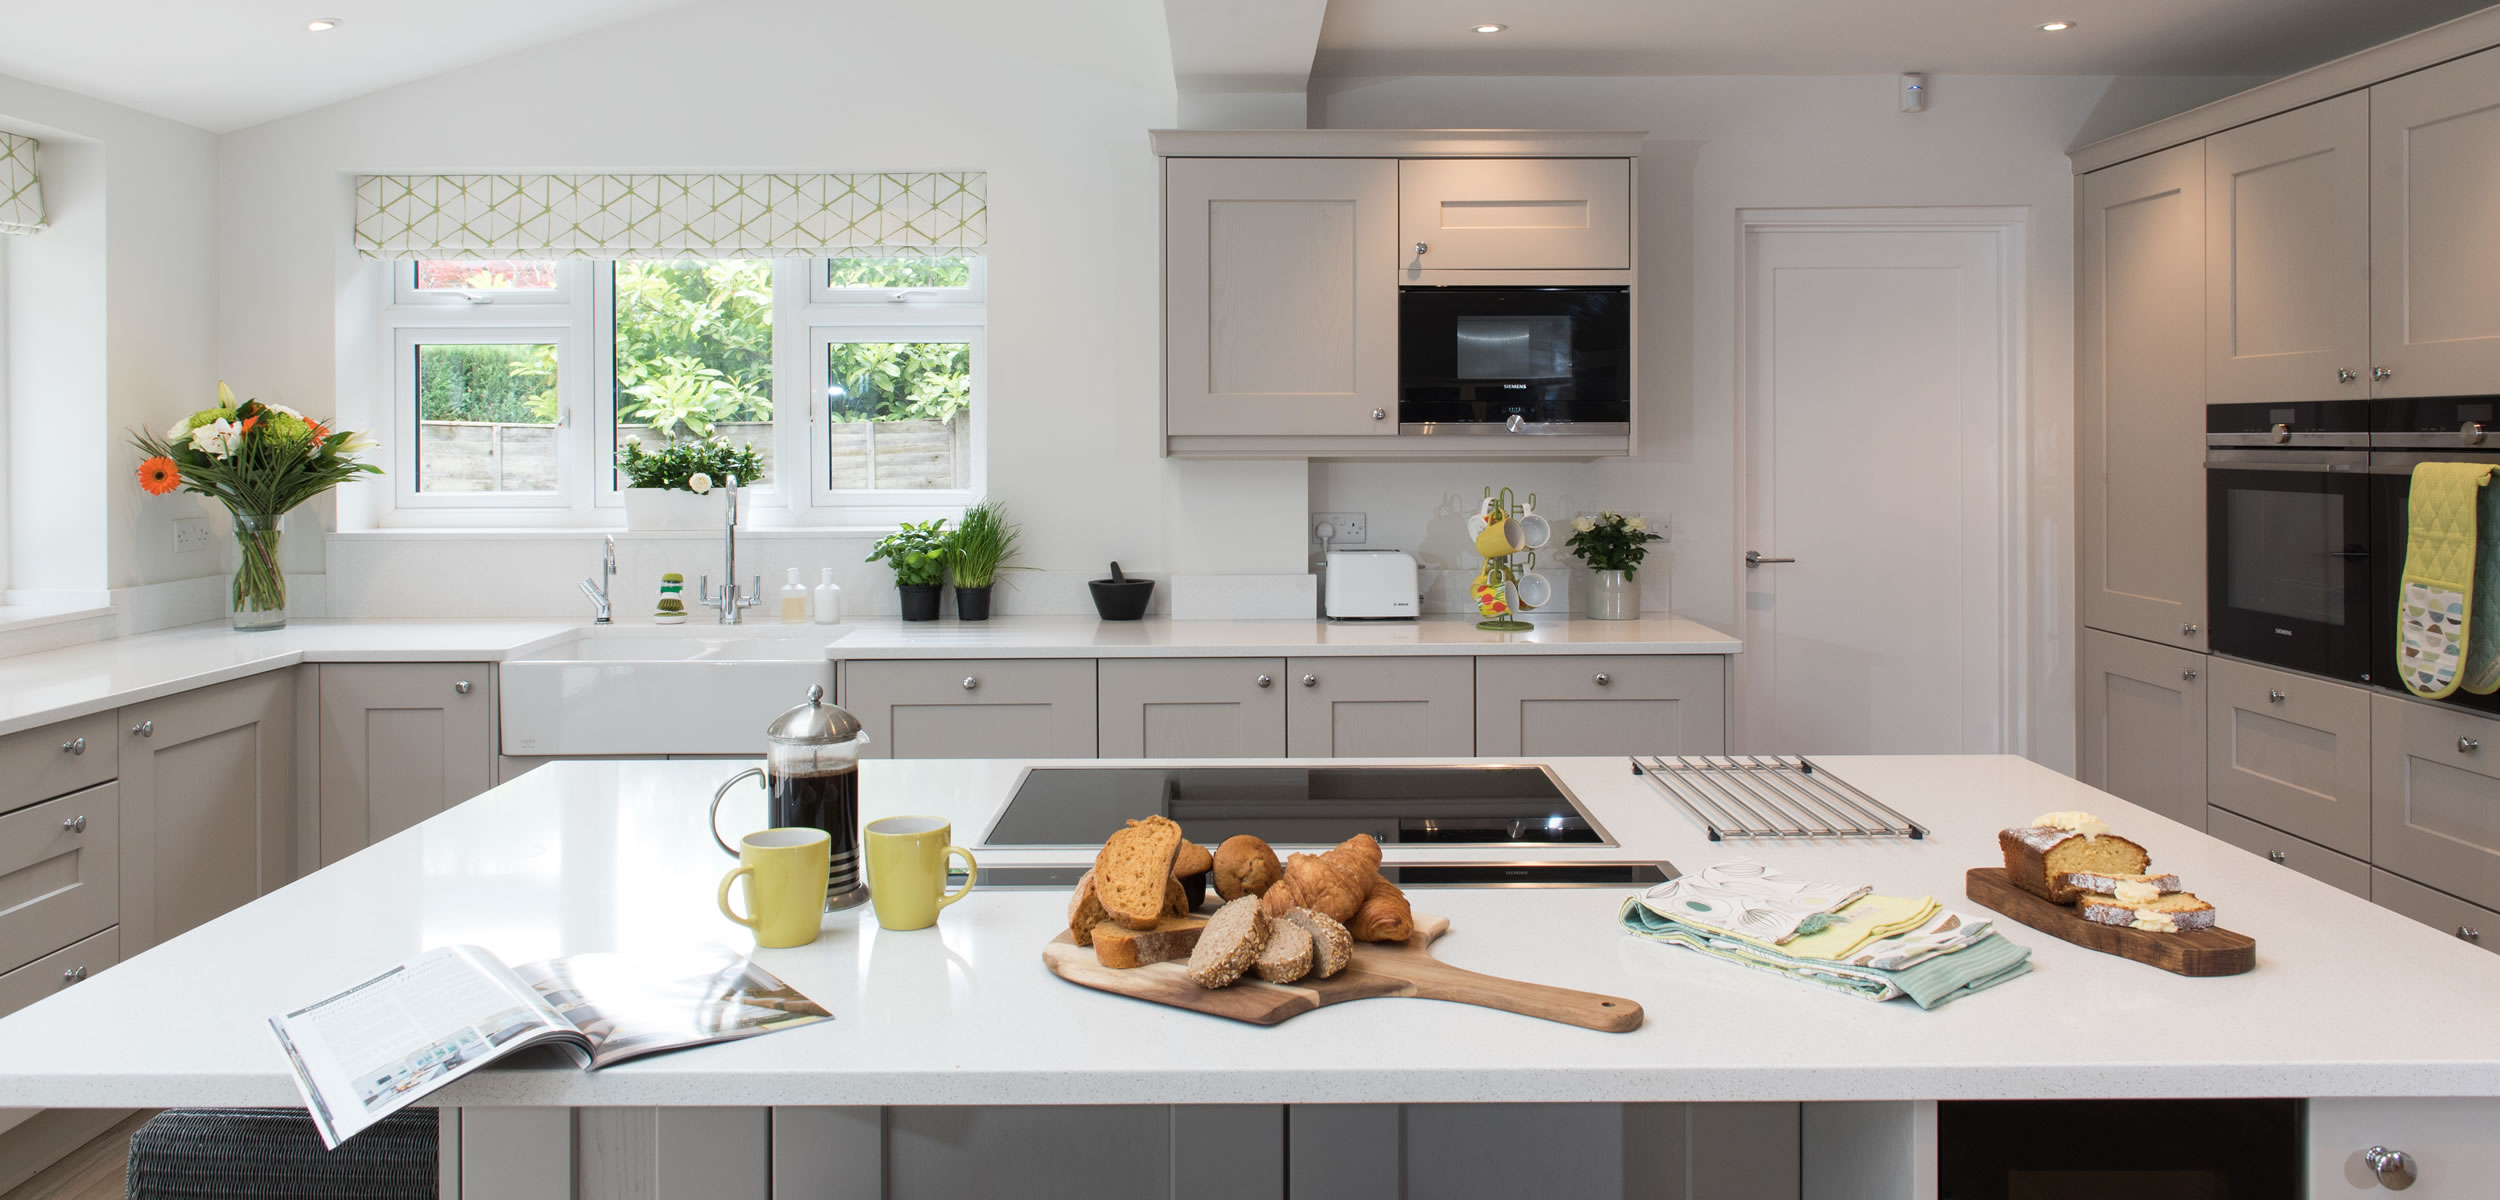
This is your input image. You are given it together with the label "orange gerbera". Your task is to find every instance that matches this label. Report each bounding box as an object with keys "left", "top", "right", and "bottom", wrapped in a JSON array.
[
  {"left": 239, "top": 415, "right": 260, "bottom": 434},
  {"left": 138, "top": 456, "right": 181, "bottom": 496},
  {"left": 305, "top": 418, "right": 331, "bottom": 444}
]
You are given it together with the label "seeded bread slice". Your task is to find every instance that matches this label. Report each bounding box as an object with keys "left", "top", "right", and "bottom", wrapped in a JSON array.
[
  {"left": 1093, "top": 915, "right": 1209, "bottom": 969},
  {"left": 1185, "top": 896, "right": 1270, "bottom": 989},
  {"left": 1281, "top": 908, "right": 1354, "bottom": 979},
  {"left": 1097, "top": 816, "right": 1187, "bottom": 930},
  {"left": 1255, "top": 916, "right": 1314, "bottom": 984}
]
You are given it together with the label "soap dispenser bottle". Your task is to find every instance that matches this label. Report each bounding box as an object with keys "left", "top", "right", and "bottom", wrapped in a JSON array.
[
  {"left": 813, "top": 568, "right": 842, "bottom": 624},
  {"left": 778, "top": 568, "right": 811, "bottom": 624}
]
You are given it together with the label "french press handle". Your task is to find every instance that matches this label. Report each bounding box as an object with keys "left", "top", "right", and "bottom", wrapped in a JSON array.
[{"left": 708, "top": 767, "right": 767, "bottom": 856}]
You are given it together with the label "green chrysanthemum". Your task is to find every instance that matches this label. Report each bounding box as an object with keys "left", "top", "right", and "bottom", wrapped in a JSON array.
[
  {"left": 261, "top": 412, "right": 314, "bottom": 450},
  {"left": 183, "top": 407, "right": 238, "bottom": 433}
]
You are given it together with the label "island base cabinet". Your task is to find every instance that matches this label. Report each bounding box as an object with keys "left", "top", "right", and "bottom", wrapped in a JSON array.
[{"left": 2309, "top": 1098, "right": 2500, "bottom": 1195}]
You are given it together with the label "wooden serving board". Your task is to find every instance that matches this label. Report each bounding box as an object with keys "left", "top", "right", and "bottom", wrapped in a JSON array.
[
  {"left": 1966, "top": 868, "right": 2255, "bottom": 977},
  {"left": 1043, "top": 913, "right": 1643, "bottom": 1032}
]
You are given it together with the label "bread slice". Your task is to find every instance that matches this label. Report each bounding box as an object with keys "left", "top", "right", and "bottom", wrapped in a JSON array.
[
  {"left": 1067, "top": 869, "right": 1107, "bottom": 947},
  {"left": 1185, "top": 896, "right": 1269, "bottom": 989},
  {"left": 1254, "top": 917, "right": 1314, "bottom": 983},
  {"left": 1281, "top": 908, "right": 1354, "bottom": 979},
  {"left": 2078, "top": 890, "right": 2215, "bottom": 933},
  {"left": 2000, "top": 824, "right": 2150, "bottom": 904},
  {"left": 1097, "top": 816, "right": 1187, "bottom": 930},
  {"left": 1093, "top": 915, "right": 1209, "bottom": 969},
  {"left": 2062, "top": 871, "right": 2181, "bottom": 897}
]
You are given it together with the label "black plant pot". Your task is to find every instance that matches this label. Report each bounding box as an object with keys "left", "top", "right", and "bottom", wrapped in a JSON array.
[
  {"left": 897, "top": 584, "right": 942, "bottom": 622},
  {"left": 955, "top": 585, "right": 993, "bottom": 622}
]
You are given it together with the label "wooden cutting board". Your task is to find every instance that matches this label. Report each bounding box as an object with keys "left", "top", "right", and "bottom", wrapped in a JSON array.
[
  {"left": 1966, "top": 868, "right": 2255, "bottom": 977},
  {"left": 1043, "top": 913, "right": 1643, "bottom": 1032}
]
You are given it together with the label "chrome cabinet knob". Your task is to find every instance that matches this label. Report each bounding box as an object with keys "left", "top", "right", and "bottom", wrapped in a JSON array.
[
  {"left": 1301, "top": 673, "right": 1318, "bottom": 688},
  {"left": 453, "top": 680, "right": 473, "bottom": 695},
  {"left": 1371, "top": 408, "right": 1387, "bottom": 421},
  {"left": 61, "top": 815, "right": 86, "bottom": 834},
  {"left": 60, "top": 737, "right": 84, "bottom": 756},
  {"left": 2181, "top": 668, "right": 2199, "bottom": 681},
  {"left": 130, "top": 720, "right": 153, "bottom": 738},
  {"left": 1593, "top": 672, "right": 1611, "bottom": 686},
  {"left": 1255, "top": 674, "right": 1273, "bottom": 689},
  {"left": 2266, "top": 850, "right": 2287, "bottom": 863},
  {"left": 2267, "top": 689, "right": 2286, "bottom": 703},
  {"left": 961, "top": 676, "right": 978, "bottom": 691},
  {"left": 2455, "top": 926, "right": 2481, "bottom": 943},
  {"left": 2466, "top": 421, "right": 2489, "bottom": 446},
  {"left": 2182, "top": 623, "right": 2199, "bottom": 637},
  {"left": 59, "top": 965, "right": 87, "bottom": 985},
  {"left": 2337, "top": 368, "right": 2358, "bottom": 384},
  {"left": 2374, "top": 366, "right": 2394, "bottom": 383},
  {"left": 2462, "top": 738, "right": 2483, "bottom": 754},
  {"left": 2364, "top": 1145, "right": 2417, "bottom": 1189},
  {"left": 1413, "top": 241, "right": 1428, "bottom": 255}
]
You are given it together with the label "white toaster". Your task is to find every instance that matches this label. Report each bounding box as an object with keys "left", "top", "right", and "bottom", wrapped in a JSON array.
[{"left": 1322, "top": 549, "right": 1420, "bottom": 619}]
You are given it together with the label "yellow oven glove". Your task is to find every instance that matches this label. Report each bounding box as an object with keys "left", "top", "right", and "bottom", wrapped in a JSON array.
[{"left": 2398, "top": 462, "right": 2497, "bottom": 699}]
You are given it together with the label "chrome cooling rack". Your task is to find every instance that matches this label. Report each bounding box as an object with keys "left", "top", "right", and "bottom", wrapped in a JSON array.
[{"left": 1630, "top": 755, "right": 1925, "bottom": 841}]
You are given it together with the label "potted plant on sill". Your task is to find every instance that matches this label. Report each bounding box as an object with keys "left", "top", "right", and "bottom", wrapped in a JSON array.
[
  {"left": 868, "top": 519, "right": 952, "bottom": 621},
  {"left": 618, "top": 436, "right": 763, "bottom": 530},
  {"left": 947, "top": 499, "right": 1022, "bottom": 622},
  {"left": 1563, "top": 511, "right": 1662, "bottom": 621}
]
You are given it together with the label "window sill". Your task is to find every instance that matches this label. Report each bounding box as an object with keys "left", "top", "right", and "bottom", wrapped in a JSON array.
[
  {"left": 0, "top": 603, "right": 116, "bottom": 632},
  {"left": 330, "top": 526, "right": 910, "bottom": 541}
]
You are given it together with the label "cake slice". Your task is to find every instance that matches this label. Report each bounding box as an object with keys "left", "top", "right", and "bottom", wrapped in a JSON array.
[
  {"left": 2000, "top": 812, "right": 2150, "bottom": 904},
  {"left": 2078, "top": 890, "right": 2216, "bottom": 933},
  {"left": 1093, "top": 915, "right": 1209, "bottom": 969},
  {"left": 2061, "top": 871, "right": 2181, "bottom": 897}
]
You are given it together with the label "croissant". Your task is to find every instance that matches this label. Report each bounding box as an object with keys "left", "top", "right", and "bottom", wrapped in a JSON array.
[
  {"left": 1261, "top": 852, "right": 1368, "bottom": 923},
  {"left": 1330, "top": 833, "right": 1383, "bottom": 872},
  {"left": 1351, "top": 877, "right": 1413, "bottom": 942}
]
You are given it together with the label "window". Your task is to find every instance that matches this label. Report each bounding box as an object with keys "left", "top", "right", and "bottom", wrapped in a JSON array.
[{"left": 379, "top": 253, "right": 982, "bottom": 526}]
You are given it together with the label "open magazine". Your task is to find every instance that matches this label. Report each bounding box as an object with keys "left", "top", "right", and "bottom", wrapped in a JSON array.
[{"left": 269, "top": 946, "right": 831, "bottom": 1148}]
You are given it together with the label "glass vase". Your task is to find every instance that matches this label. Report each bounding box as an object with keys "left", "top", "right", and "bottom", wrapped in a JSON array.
[
  {"left": 231, "top": 512, "right": 287, "bottom": 631},
  {"left": 1586, "top": 568, "right": 1637, "bottom": 620}
]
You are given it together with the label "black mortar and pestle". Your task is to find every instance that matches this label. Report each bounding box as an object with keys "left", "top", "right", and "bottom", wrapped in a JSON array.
[{"left": 1088, "top": 562, "right": 1154, "bottom": 621}]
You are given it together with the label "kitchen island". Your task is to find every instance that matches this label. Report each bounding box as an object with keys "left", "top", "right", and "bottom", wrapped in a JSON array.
[{"left": 0, "top": 754, "right": 2492, "bottom": 1197}]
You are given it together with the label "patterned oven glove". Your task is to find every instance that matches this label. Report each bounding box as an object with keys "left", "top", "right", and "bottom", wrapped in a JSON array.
[{"left": 2398, "top": 462, "right": 2498, "bottom": 699}]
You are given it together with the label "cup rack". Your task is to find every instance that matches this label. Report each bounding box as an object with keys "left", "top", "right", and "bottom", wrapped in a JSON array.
[{"left": 1630, "top": 755, "right": 1925, "bottom": 841}]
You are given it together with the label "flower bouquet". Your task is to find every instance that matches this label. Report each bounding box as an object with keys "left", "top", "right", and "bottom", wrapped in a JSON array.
[{"left": 131, "top": 383, "right": 380, "bottom": 630}]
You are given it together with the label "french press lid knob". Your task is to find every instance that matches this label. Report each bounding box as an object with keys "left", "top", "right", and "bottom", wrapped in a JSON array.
[{"left": 765, "top": 683, "right": 864, "bottom": 744}]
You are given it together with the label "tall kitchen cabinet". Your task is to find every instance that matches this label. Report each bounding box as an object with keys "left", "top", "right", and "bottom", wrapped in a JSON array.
[
  {"left": 116, "top": 673, "right": 297, "bottom": 954},
  {"left": 2077, "top": 629, "right": 2207, "bottom": 827},
  {"left": 1163, "top": 157, "right": 1399, "bottom": 438},
  {"left": 2079, "top": 141, "right": 2208, "bottom": 653},
  {"left": 2204, "top": 93, "right": 2373, "bottom": 405},
  {"left": 316, "top": 663, "right": 494, "bottom": 866},
  {"left": 2371, "top": 47, "right": 2500, "bottom": 396}
]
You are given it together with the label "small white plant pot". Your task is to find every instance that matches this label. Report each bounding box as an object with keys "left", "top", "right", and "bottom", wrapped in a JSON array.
[{"left": 623, "top": 487, "right": 726, "bottom": 531}]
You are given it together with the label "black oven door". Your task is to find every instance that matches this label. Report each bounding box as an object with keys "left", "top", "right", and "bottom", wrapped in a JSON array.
[
  {"left": 1398, "top": 286, "right": 1630, "bottom": 432},
  {"left": 2205, "top": 449, "right": 2373, "bottom": 682}
]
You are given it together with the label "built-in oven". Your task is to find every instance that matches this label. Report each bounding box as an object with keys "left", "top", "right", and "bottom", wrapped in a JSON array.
[
  {"left": 2372, "top": 396, "right": 2500, "bottom": 715},
  {"left": 2205, "top": 400, "right": 2375, "bottom": 683},
  {"left": 1398, "top": 285, "right": 1630, "bottom": 435}
]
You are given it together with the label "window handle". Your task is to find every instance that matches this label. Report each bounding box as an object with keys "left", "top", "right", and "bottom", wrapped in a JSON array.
[{"left": 557, "top": 408, "right": 571, "bottom": 428}]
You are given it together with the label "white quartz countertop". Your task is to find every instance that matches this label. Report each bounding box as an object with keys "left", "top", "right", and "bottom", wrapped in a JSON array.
[
  {"left": 2, "top": 754, "right": 2493, "bottom": 1109},
  {"left": 819, "top": 613, "right": 1741, "bottom": 659}
]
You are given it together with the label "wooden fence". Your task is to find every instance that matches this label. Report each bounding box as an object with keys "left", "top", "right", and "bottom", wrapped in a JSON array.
[{"left": 419, "top": 418, "right": 965, "bottom": 493}]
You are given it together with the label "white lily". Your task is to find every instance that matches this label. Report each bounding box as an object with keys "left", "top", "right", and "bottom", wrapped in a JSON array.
[
  {"left": 164, "top": 416, "right": 193, "bottom": 443},
  {"left": 338, "top": 431, "right": 379, "bottom": 454},
  {"left": 216, "top": 381, "right": 237, "bottom": 409},
  {"left": 687, "top": 473, "right": 713, "bottom": 495},
  {"left": 192, "top": 418, "right": 244, "bottom": 459},
  {"left": 260, "top": 401, "right": 303, "bottom": 419}
]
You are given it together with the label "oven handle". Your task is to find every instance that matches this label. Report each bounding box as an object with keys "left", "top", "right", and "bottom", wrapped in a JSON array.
[
  {"left": 2204, "top": 448, "right": 2368, "bottom": 470},
  {"left": 2369, "top": 450, "right": 2500, "bottom": 474}
]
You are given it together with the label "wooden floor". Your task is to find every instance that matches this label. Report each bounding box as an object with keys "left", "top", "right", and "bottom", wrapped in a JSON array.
[{"left": 0, "top": 1112, "right": 155, "bottom": 1200}]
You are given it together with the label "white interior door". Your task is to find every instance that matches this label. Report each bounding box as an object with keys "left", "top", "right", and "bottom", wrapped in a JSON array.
[{"left": 1737, "top": 217, "right": 2017, "bottom": 755}]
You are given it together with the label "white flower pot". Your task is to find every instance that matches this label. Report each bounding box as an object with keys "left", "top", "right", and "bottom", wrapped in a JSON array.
[{"left": 623, "top": 487, "right": 727, "bottom": 531}]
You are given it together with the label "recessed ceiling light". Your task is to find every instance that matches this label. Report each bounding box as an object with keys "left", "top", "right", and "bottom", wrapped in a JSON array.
[
  {"left": 306, "top": 17, "right": 342, "bottom": 31},
  {"left": 2038, "top": 20, "right": 2074, "bottom": 32},
  {"left": 1473, "top": 23, "right": 1507, "bottom": 34}
]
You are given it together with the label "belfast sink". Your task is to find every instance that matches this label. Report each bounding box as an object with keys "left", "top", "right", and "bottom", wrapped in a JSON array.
[{"left": 499, "top": 629, "right": 836, "bottom": 756}]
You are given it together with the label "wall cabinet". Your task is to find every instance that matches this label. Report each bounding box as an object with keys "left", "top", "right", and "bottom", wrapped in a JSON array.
[
  {"left": 2205, "top": 657, "right": 2373, "bottom": 857},
  {"left": 1398, "top": 158, "right": 1632, "bottom": 271},
  {"left": 2079, "top": 142, "right": 2208, "bottom": 652},
  {"left": 118, "top": 672, "right": 296, "bottom": 954},
  {"left": 2368, "top": 696, "right": 2500, "bottom": 912},
  {"left": 316, "top": 663, "right": 493, "bottom": 866},
  {"left": 2371, "top": 47, "right": 2500, "bottom": 397},
  {"left": 844, "top": 659, "right": 1099, "bottom": 760},
  {"left": 1473, "top": 655, "right": 1724, "bottom": 757},
  {"left": 2077, "top": 629, "right": 2208, "bottom": 828},
  {"left": 1164, "top": 157, "right": 1399, "bottom": 438},
  {"left": 1098, "top": 658, "right": 1286, "bottom": 758},
  {"left": 1284, "top": 657, "right": 1475, "bottom": 758},
  {"left": 2205, "top": 804, "right": 2371, "bottom": 899},
  {"left": 2204, "top": 92, "right": 2371, "bottom": 405}
]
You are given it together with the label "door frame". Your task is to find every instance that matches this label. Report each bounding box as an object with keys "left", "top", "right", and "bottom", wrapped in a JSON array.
[{"left": 1732, "top": 206, "right": 2032, "bottom": 755}]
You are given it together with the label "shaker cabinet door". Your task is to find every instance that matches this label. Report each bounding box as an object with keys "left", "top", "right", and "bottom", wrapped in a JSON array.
[
  {"left": 2370, "top": 696, "right": 2500, "bottom": 911},
  {"left": 2372, "top": 47, "right": 2500, "bottom": 397},
  {"left": 1284, "top": 657, "right": 1475, "bottom": 758},
  {"left": 1097, "top": 658, "right": 1286, "bottom": 758},
  {"left": 844, "top": 659, "right": 1099, "bottom": 760},
  {"left": 2080, "top": 142, "right": 2208, "bottom": 651},
  {"left": 118, "top": 671, "right": 297, "bottom": 954},
  {"left": 2077, "top": 629, "right": 2207, "bottom": 828},
  {"left": 1398, "top": 158, "right": 1632, "bottom": 271},
  {"left": 317, "top": 663, "right": 494, "bottom": 866},
  {"left": 1165, "top": 157, "right": 1400, "bottom": 437},
  {"left": 2205, "top": 92, "right": 2371, "bottom": 406},
  {"left": 1474, "top": 655, "right": 1725, "bottom": 758},
  {"left": 2204, "top": 656, "right": 2373, "bottom": 857}
]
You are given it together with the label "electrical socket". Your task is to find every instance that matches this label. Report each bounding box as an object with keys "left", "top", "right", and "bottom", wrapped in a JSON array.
[
  {"left": 173, "top": 517, "right": 212, "bottom": 555},
  {"left": 1311, "top": 512, "right": 1366, "bottom": 546}
]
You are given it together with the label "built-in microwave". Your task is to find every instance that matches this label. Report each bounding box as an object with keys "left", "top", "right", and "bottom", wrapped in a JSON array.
[{"left": 1397, "top": 285, "right": 1630, "bottom": 435}]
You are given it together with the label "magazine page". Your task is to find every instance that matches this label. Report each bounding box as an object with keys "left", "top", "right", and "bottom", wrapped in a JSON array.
[
  {"left": 268, "top": 945, "right": 578, "bottom": 1149},
  {"left": 509, "top": 948, "right": 831, "bottom": 1070}
]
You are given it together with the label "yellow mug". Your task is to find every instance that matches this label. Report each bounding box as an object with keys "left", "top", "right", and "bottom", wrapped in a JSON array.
[
  {"left": 1473, "top": 514, "right": 1525, "bottom": 558},
  {"left": 717, "top": 828, "right": 832, "bottom": 949},
  {"left": 865, "top": 816, "right": 978, "bottom": 931}
]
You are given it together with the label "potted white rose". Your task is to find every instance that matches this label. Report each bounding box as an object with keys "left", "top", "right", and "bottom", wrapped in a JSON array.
[{"left": 1563, "top": 511, "right": 1662, "bottom": 620}]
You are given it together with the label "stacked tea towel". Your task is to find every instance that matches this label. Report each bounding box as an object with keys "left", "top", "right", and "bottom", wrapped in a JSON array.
[{"left": 1619, "top": 860, "right": 2031, "bottom": 1009}]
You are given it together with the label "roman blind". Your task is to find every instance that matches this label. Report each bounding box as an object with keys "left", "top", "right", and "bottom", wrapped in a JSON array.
[
  {"left": 1, "top": 131, "right": 44, "bottom": 235},
  {"left": 353, "top": 172, "right": 986, "bottom": 260}
]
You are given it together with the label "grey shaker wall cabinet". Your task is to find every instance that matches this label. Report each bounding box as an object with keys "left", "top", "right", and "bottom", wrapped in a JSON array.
[
  {"left": 2202, "top": 91, "right": 2372, "bottom": 408},
  {"left": 2370, "top": 47, "right": 2500, "bottom": 397}
]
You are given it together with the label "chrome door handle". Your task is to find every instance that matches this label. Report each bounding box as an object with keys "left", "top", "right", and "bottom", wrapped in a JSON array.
[
  {"left": 2462, "top": 738, "right": 2483, "bottom": 754},
  {"left": 60, "top": 737, "right": 84, "bottom": 756},
  {"left": 59, "top": 966, "right": 87, "bottom": 985},
  {"left": 1301, "top": 673, "right": 1318, "bottom": 688},
  {"left": 2337, "top": 368, "right": 2358, "bottom": 384},
  {"left": 130, "top": 720, "right": 153, "bottom": 737},
  {"left": 1593, "top": 672, "right": 1611, "bottom": 686},
  {"left": 2455, "top": 926, "right": 2482, "bottom": 943},
  {"left": 961, "top": 676, "right": 978, "bottom": 691},
  {"left": 1255, "top": 674, "right": 1273, "bottom": 688},
  {"left": 453, "top": 680, "right": 473, "bottom": 695},
  {"left": 2182, "top": 623, "right": 2200, "bottom": 637},
  {"left": 2266, "top": 850, "right": 2286, "bottom": 863},
  {"left": 2181, "top": 668, "right": 2199, "bottom": 681},
  {"left": 1744, "top": 551, "right": 1794, "bottom": 567},
  {"left": 2364, "top": 1145, "right": 2417, "bottom": 1189},
  {"left": 2374, "top": 366, "right": 2394, "bottom": 383},
  {"left": 2267, "top": 689, "right": 2286, "bottom": 703},
  {"left": 61, "top": 815, "right": 86, "bottom": 834}
]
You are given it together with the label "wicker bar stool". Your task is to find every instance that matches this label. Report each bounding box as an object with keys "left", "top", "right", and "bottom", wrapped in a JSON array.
[{"left": 123, "top": 1108, "right": 436, "bottom": 1199}]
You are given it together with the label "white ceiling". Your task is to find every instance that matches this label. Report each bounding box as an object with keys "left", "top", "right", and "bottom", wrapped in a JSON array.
[
  {"left": 1314, "top": 0, "right": 2499, "bottom": 78},
  {"left": 0, "top": 0, "right": 688, "bottom": 133}
]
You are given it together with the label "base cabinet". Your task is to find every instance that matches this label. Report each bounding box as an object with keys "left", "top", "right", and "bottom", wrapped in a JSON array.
[
  {"left": 843, "top": 659, "right": 1099, "bottom": 760},
  {"left": 1475, "top": 654, "right": 1726, "bottom": 757},
  {"left": 2205, "top": 805, "right": 2371, "bottom": 899},
  {"left": 2205, "top": 657, "right": 2372, "bottom": 857},
  {"left": 117, "top": 671, "right": 296, "bottom": 954},
  {"left": 2368, "top": 696, "right": 2500, "bottom": 912},
  {"left": 2310, "top": 1098, "right": 2500, "bottom": 1195},
  {"left": 1285, "top": 657, "right": 1475, "bottom": 758},
  {"left": 1098, "top": 659, "right": 1287, "bottom": 758},
  {"left": 316, "top": 663, "right": 494, "bottom": 866},
  {"left": 2077, "top": 629, "right": 2207, "bottom": 827}
]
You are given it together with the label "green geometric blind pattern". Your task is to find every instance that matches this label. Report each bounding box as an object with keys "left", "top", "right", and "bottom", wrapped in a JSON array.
[
  {"left": 353, "top": 172, "right": 985, "bottom": 260},
  {"left": 0, "top": 132, "right": 44, "bottom": 236}
]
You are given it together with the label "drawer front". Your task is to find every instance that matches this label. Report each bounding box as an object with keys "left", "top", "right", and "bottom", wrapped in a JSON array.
[
  {"left": 1098, "top": 658, "right": 1287, "bottom": 759},
  {"left": 1399, "top": 158, "right": 1632, "bottom": 271},
  {"left": 0, "top": 782, "right": 118, "bottom": 974},
  {"left": 1474, "top": 655, "right": 1726, "bottom": 757},
  {"left": 0, "top": 711, "right": 118, "bottom": 815},
  {"left": 2371, "top": 696, "right": 2500, "bottom": 910},
  {"left": 2372, "top": 868, "right": 2500, "bottom": 956},
  {"left": 0, "top": 925, "right": 118, "bottom": 1020},
  {"left": 2205, "top": 657, "right": 2372, "bottom": 856},
  {"left": 2205, "top": 805, "right": 2371, "bottom": 899},
  {"left": 845, "top": 659, "right": 1099, "bottom": 760}
]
